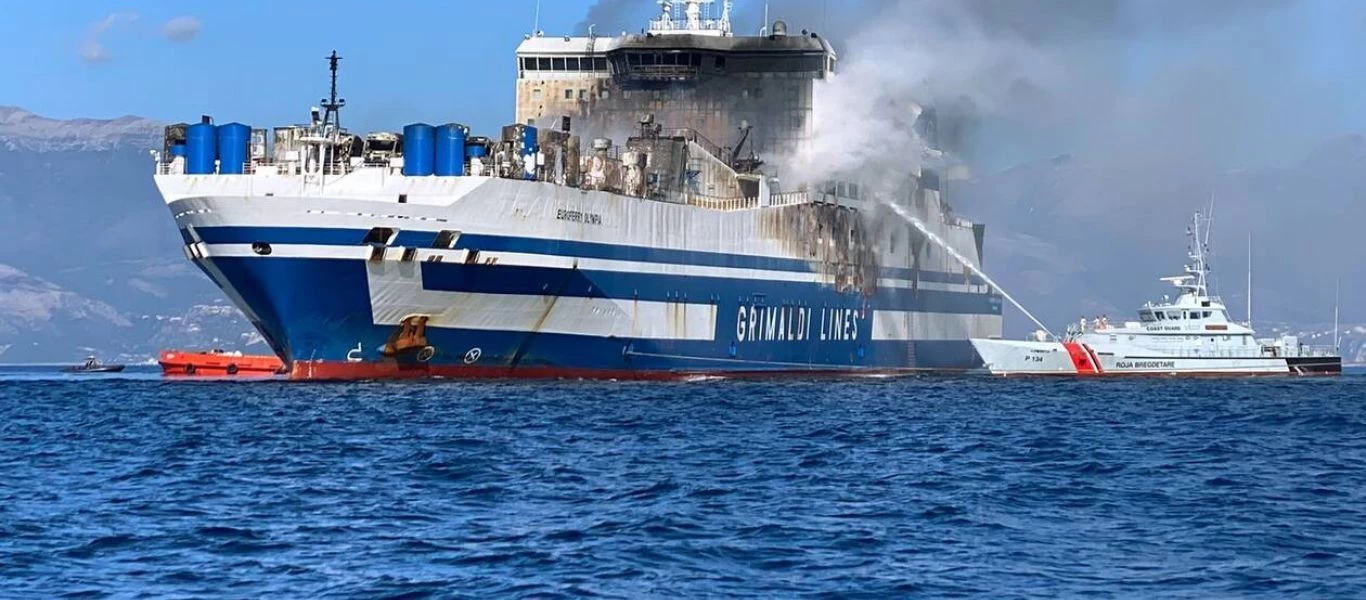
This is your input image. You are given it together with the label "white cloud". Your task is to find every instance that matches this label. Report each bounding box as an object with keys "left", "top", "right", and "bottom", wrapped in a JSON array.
[
  {"left": 162, "top": 16, "right": 202, "bottom": 42},
  {"left": 79, "top": 12, "right": 138, "bottom": 65}
]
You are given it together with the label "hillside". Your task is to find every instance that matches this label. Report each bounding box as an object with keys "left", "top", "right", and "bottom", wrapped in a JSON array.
[{"left": 0, "top": 107, "right": 256, "bottom": 363}]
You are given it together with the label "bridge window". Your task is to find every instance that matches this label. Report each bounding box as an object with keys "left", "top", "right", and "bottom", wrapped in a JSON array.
[
  {"left": 567, "top": 57, "right": 580, "bottom": 71},
  {"left": 522, "top": 57, "right": 535, "bottom": 71},
  {"left": 1139, "top": 310, "right": 1155, "bottom": 322},
  {"left": 594, "top": 57, "right": 608, "bottom": 71},
  {"left": 1166, "top": 311, "right": 1181, "bottom": 320},
  {"left": 538, "top": 58, "right": 551, "bottom": 70},
  {"left": 552, "top": 57, "right": 566, "bottom": 70}
]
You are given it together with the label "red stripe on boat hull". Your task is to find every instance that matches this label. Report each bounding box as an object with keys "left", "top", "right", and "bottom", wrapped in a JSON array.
[{"left": 1061, "top": 342, "right": 1097, "bottom": 375}]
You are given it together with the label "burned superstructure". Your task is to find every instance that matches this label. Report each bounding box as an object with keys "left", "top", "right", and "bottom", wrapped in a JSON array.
[{"left": 516, "top": 2, "right": 833, "bottom": 158}]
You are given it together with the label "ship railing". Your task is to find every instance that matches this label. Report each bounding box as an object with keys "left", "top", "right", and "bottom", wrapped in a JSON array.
[
  {"left": 667, "top": 128, "right": 728, "bottom": 165},
  {"left": 685, "top": 194, "right": 758, "bottom": 211},
  {"left": 770, "top": 191, "right": 811, "bottom": 207},
  {"left": 155, "top": 160, "right": 356, "bottom": 176},
  {"left": 617, "top": 65, "right": 700, "bottom": 81},
  {"left": 1292, "top": 344, "right": 1339, "bottom": 358},
  {"left": 648, "top": 19, "right": 725, "bottom": 33},
  {"left": 684, "top": 191, "right": 814, "bottom": 211}
]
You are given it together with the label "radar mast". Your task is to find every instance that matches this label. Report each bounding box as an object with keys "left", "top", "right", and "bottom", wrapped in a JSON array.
[{"left": 321, "top": 50, "right": 346, "bottom": 132}]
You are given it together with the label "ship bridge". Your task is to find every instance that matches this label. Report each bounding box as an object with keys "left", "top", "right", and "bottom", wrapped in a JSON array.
[{"left": 515, "top": 1, "right": 835, "bottom": 158}]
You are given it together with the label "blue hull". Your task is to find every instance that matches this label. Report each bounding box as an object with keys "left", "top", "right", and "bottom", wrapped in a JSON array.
[{"left": 200, "top": 253, "right": 999, "bottom": 379}]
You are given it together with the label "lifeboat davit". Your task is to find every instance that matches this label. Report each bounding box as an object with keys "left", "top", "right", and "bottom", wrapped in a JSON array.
[{"left": 159, "top": 349, "right": 285, "bottom": 376}]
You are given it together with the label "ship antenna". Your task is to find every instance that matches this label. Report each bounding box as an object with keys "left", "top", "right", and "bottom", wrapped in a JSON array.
[
  {"left": 321, "top": 50, "right": 345, "bottom": 131},
  {"left": 1334, "top": 278, "right": 1340, "bottom": 351},
  {"left": 1246, "top": 231, "right": 1253, "bottom": 328}
]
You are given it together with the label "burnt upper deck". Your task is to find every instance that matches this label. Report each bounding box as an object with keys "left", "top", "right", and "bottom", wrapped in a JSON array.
[{"left": 515, "top": 31, "right": 835, "bottom": 156}]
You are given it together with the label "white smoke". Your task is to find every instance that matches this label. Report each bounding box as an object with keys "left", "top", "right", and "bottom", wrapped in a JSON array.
[
  {"left": 763, "top": 0, "right": 1315, "bottom": 196},
  {"left": 777, "top": 1, "right": 1067, "bottom": 193}
]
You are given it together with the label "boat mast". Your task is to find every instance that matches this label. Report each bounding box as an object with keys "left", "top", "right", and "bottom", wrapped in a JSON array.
[
  {"left": 1251, "top": 233, "right": 1256, "bottom": 329},
  {"left": 1334, "top": 278, "right": 1340, "bottom": 351},
  {"left": 1187, "top": 212, "right": 1208, "bottom": 296},
  {"left": 321, "top": 50, "right": 345, "bottom": 132}
]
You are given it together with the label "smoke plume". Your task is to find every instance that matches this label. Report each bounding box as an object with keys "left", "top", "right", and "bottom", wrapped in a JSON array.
[
  {"left": 744, "top": 0, "right": 1362, "bottom": 327},
  {"left": 767, "top": 0, "right": 1317, "bottom": 187}
]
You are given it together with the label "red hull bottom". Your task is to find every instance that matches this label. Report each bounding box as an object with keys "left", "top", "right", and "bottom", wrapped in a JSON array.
[{"left": 287, "top": 361, "right": 960, "bottom": 381}]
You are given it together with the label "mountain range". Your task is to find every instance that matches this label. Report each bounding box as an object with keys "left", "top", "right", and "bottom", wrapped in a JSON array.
[
  {"left": 0, "top": 106, "right": 260, "bottom": 363},
  {"left": 0, "top": 106, "right": 1360, "bottom": 363}
]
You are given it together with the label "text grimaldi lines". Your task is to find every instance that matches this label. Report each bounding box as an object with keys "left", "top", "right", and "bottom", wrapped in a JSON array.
[{"left": 734, "top": 303, "right": 863, "bottom": 343}]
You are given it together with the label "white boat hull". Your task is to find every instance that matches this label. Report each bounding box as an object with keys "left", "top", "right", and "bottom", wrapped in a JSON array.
[{"left": 970, "top": 338, "right": 1293, "bottom": 376}]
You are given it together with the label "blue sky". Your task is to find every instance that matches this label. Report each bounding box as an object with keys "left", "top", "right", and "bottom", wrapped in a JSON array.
[
  {"left": 0, "top": 0, "right": 593, "bottom": 134},
  {"left": 1, "top": 0, "right": 1362, "bottom": 166}
]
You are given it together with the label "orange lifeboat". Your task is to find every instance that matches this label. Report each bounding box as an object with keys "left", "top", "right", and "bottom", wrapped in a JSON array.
[{"left": 159, "top": 349, "right": 285, "bottom": 377}]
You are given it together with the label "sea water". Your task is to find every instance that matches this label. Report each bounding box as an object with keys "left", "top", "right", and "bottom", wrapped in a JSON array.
[{"left": 1, "top": 370, "right": 1364, "bottom": 597}]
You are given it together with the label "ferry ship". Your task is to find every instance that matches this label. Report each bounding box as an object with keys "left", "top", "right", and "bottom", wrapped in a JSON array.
[
  {"left": 152, "top": 1, "right": 1002, "bottom": 380},
  {"left": 970, "top": 214, "right": 1341, "bottom": 376}
]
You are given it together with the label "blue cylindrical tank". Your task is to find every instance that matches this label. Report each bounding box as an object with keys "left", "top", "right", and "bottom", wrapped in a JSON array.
[
  {"left": 217, "top": 122, "right": 251, "bottom": 174},
  {"left": 185, "top": 123, "right": 218, "bottom": 174},
  {"left": 170, "top": 144, "right": 187, "bottom": 158},
  {"left": 433, "top": 123, "right": 468, "bottom": 176},
  {"left": 402, "top": 123, "right": 435, "bottom": 176}
]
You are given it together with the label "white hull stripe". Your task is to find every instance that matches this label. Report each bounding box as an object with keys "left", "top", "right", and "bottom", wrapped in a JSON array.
[
  {"left": 365, "top": 262, "right": 718, "bottom": 341},
  {"left": 872, "top": 310, "right": 1003, "bottom": 342},
  {"left": 360, "top": 261, "right": 992, "bottom": 342},
  {"left": 198, "top": 243, "right": 987, "bottom": 294}
]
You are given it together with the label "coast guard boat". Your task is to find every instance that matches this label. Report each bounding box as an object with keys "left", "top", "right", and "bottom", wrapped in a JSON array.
[
  {"left": 970, "top": 213, "right": 1341, "bottom": 376},
  {"left": 151, "top": 1, "right": 1002, "bottom": 380}
]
